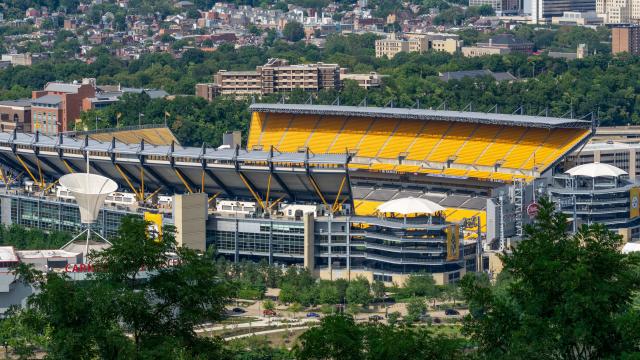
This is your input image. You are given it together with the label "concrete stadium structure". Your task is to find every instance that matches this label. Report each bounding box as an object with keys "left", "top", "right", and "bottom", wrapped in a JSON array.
[{"left": 0, "top": 103, "right": 604, "bottom": 284}]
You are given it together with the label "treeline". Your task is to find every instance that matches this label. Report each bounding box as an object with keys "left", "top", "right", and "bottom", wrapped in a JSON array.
[{"left": 0, "top": 224, "right": 71, "bottom": 250}]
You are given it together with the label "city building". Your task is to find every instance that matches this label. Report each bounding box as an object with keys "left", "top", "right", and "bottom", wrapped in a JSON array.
[
  {"left": 0, "top": 99, "right": 32, "bottom": 132},
  {"left": 596, "top": 0, "right": 640, "bottom": 23},
  {"left": 469, "top": 0, "right": 520, "bottom": 14},
  {"left": 196, "top": 58, "right": 341, "bottom": 99},
  {"left": 551, "top": 11, "right": 603, "bottom": 25},
  {"left": 340, "top": 72, "right": 384, "bottom": 89},
  {"left": 31, "top": 79, "right": 97, "bottom": 134},
  {"left": 375, "top": 33, "right": 462, "bottom": 58},
  {"left": 462, "top": 34, "right": 533, "bottom": 57},
  {"left": 548, "top": 43, "right": 589, "bottom": 60},
  {"left": 0, "top": 53, "right": 33, "bottom": 66},
  {"left": 531, "top": 0, "right": 596, "bottom": 22},
  {"left": 547, "top": 163, "right": 640, "bottom": 240},
  {"left": 612, "top": 25, "right": 640, "bottom": 55}
]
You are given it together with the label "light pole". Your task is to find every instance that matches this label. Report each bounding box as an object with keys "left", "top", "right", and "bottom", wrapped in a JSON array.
[{"left": 138, "top": 113, "right": 144, "bottom": 126}]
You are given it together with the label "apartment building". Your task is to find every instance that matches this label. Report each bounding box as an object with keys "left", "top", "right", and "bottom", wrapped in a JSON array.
[
  {"left": 196, "top": 58, "right": 340, "bottom": 99},
  {"left": 31, "top": 79, "right": 96, "bottom": 134},
  {"left": 612, "top": 25, "right": 640, "bottom": 54},
  {"left": 597, "top": 0, "right": 640, "bottom": 23},
  {"left": 375, "top": 33, "right": 462, "bottom": 58},
  {"left": 462, "top": 34, "right": 533, "bottom": 57},
  {"left": 0, "top": 100, "right": 31, "bottom": 132},
  {"left": 340, "top": 72, "right": 384, "bottom": 89}
]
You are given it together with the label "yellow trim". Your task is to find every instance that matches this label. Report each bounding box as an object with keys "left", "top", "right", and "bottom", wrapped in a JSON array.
[
  {"left": 265, "top": 174, "right": 272, "bottom": 209},
  {"left": 201, "top": 169, "right": 205, "bottom": 193},
  {"left": 332, "top": 176, "right": 346, "bottom": 213},
  {"left": 144, "top": 187, "right": 163, "bottom": 202},
  {"left": 115, "top": 164, "right": 141, "bottom": 200},
  {"left": 36, "top": 158, "right": 44, "bottom": 187},
  {"left": 308, "top": 175, "right": 329, "bottom": 209},
  {"left": 16, "top": 155, "right": 39, "bottom": 187},
  {"left": 42, "top": 179, "right": 59, "bottom": 193},
  {"left": 62, "top": 159, "right": 75, "bottom": 174},
  {"left": 268, "top": 195, "right": 286, "bottom": 209},
  {"left": 238, "top": 172, "right": 265, "bottom": 210},
  {"left": 208, "top": 192, "right": 221, "bottom": 204},
  {"left": 140, "top": 167, "right": 145, "bottom": 200},
  {"left": 174, "top": 168, "right": 193, "bottom": 194},
  {"left": 0, "top": 168, "right": 7, "bottom": 185},
  {"left": 6, "top": 171, "right": 23, "bottom": 187}
]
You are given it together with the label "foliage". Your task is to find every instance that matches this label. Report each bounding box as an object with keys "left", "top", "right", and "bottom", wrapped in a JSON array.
[
  {"left": 283, "top": 21, "right": 305, "bottom": 42},
  {"left": 401, "top": 272, "right": 438, "bottom": 298},
  {"left": 294, "top": 315, "right": 464, "bottom": 360},
  {"left": 461, "top": 197, "right": 640, "bottom": 359},
  {"left": 8, "top": 216, "right": 235, "bottom": 359},
  {"left": 345, "top": 276, "right": 372, "bottom": 306},
  {"left": 0, "top": 224, "right": 71, "bottom": 250},
  {"left": 405, "top": 297, "right": 427, "bottom": 323}
]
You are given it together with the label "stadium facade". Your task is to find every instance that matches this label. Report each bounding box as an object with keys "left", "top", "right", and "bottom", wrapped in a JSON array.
[{"left": 0, "top": 103, "right": 617, "bottom": 284}]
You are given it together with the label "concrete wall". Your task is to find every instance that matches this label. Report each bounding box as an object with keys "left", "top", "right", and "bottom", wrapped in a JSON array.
[{"left": 173, "top": 193, "right": 207, "bottom": 251}]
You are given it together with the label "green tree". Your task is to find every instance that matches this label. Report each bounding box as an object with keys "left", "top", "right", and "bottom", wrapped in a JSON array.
[
  {"left": 405, "top": 297, "right": 427, "bottom": 323},
  {"left": 318, "top": 280, "right": 340, "bottom": 305},
  {"left": 283, "top": 21, "right": 305, "bottom": 42},
  {"left": 402, "top": 273, "right": 438, "bottom": 298},
  {"left": 346, "top": 276, "right": 372, "bottom": 306},
  {"left": 372, "top": 280, "right": 386, "bottom": 300},
  {"left": 461, "top": 197, "right": 640, "bottom": 359}
]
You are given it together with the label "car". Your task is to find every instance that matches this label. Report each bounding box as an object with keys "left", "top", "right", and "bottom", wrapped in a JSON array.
[
  {"left": 432, "top": 317, "right": 442, "bottom": 324},
  {"left": 369, "top": 315, "right": 384, "bottom": 321},
  {"left": 231, "top": 307, "right": 246, "bottom": 314},
  {"left": 306, "top": 312, "right": 320, "bottom": 318},
  {"left": 444, "top": 309, "right": 460, "bottom": 316},
  {"left": 263, "top": 309, "right": 277, "bottom": 316}
]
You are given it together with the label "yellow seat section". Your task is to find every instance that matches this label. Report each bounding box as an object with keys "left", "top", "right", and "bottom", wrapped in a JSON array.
[
  {"left": 416, "top": 168, "right": 443, "bottom": 175},
  {"left": 357, "top": 119, "right": 399, "bottom": 157},
  {"left": 502, "top": 128, "right": 549, "bottom": 169},
  {"left": 329, "top": 117, "right": 373, "bottom": 153},
  {"left": 246, "top": 112, "right": 265, "bottom": 148},
  {"left": 442, "top": 168, "right": 468, "bottom": 177},
  {"left": 259, "top": 114, "right": 291, "bottom": 149},
  {"left": 467, "top": 170, "right": 492, "bottom": 180},
  {"left": 490, "top": 172, "right": 517, "bottom": 182},
  {"left": 377, "top": 120, "right": 423, "bottom": 159},
  {"left": 444, "top": 208, "right": 487, "bottom": 232},
  {"left": 89, "top": 127, "right": 179, "bottom": 146},
  {"left": 523, "top": 129, "right": 590, "bottom": 170},
  {"left": 475, "top": 127, "right": 526, "bottom": 166},
  {"left": 370, "top": 163, "right": 396, "bottom": 171},
  {"left": 395, "top": 165, "right": 421, "bottom": 173},
  {"left": 406, "top": 121, "right": 451, "bottom": 161},
  {"left": 306, "top": 116, "right": 345, "bottom": 153},
  {"left": 348, "top": 163, "right": 371, "bottom": 170},
  {"left": 277, "top": 115, "right": 318, "bottom": 152},
  {"left": 454, "top": 125, "right": 500, "bottom": 165},
  {"left": 354, "top": 199, "right": 383, "bottom": 216},
  {"left": 427, "top": 124, "right": 477, "bottom": 163}
]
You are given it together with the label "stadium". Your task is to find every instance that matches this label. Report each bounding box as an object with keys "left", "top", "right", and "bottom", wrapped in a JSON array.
[{"left": 0, "top": 103, "right": 595, "bottom": 285}]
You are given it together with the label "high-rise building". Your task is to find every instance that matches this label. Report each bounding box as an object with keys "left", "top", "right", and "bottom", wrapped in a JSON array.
[
  {"left": 597, "top": 0, "right": 631, "bottom": 23},
  {"left": 469, "top": 0, "right": 520, "bottom": 14},
  {"left": 612, "top": 25, "right": 640, "bottom": 55},
  {"left": 531, "top": 0, "right": 596, "bottom": 22}
]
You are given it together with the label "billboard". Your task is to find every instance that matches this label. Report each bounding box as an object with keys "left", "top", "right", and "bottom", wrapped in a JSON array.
[
  {"left": 631, "top": 187, "right": 640, "bottom": 219},
  {"left": 144, "top": 212, "right": 163, "bottom": 241},
  {"left": 446, "top": 224, "right": 460, "bottom": 261}
]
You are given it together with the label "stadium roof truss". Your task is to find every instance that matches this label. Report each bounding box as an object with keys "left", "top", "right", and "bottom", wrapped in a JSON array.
[
  {"left": 249, "top": 103, "right": 593, "bottom": 129},
  {"left": 0, "top": 131, "right": 353, "bottom": 208}
]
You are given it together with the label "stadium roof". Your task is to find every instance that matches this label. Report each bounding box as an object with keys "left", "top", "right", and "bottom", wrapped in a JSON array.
[
  {"left": 0, "top": 131, "right": 352, "bottom": 204},
  {"left": 249, "top": 103, "right": 592, "bottom": 129}
]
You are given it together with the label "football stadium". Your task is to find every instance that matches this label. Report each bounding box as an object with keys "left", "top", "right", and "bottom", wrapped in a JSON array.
[{"left": 0, "top": 103, "right": 597, "bottom": 284}]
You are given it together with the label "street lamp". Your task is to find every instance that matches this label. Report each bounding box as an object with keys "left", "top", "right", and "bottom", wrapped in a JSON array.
[{"left": 138, "top": 113, "right": 144, "bottom": 126}]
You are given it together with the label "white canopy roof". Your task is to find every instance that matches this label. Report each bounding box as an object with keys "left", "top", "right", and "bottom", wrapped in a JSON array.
[
  {"left": 59, "top": 173, "right": 118, "bottom": 224},
  {"left": 565, "top": 162, "right": 627, "bottom": 178},
  {"left": 622, "top": 242, "right": 640, "bottom": 254},
  {"left": 376, "top": 197, "right": 445, "bottom": 216}
]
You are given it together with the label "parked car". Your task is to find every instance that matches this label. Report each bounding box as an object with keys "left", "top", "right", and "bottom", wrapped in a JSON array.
[
  {"left": 263, "top": 309, "right": 277, "bottom": 316},
  {"left": 231, "top": 307, "right": 246, "bottom": 314},
  {"left": 306, "top": 312, "right": 320, "bottom": 318},
  {"left": 444, "top": 309, "right": 460, "bottom": 316},
  {"left": 369, "top": 315, "right": 384, "bottom": 321},
  {"left": 432, "top": 317, "right": 442, "bottom": 324}
]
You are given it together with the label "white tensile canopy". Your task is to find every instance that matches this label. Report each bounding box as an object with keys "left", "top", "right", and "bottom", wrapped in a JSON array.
[
  {"left": 376, "top": 197, "right": 445, "bottom": 216},
  {"left": 565, "top": 162, "right": 627, "bottom": 178},
  {"left": 59, "top": 173, "right": 118, "bottom": 224},
  {"left": 622, "top": 242, "right": 640, "bottom": 254}
]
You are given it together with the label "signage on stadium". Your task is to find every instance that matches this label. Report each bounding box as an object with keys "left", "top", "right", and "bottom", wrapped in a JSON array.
[
  {"left": 65, "top": 263, "right": 94, "bottom": 273},
  {"left": 527, "top": 203, "right": 540, "bottom": 217}
]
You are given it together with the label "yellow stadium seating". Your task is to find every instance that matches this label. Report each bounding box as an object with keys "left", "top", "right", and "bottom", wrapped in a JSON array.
[
  {"left": 405, "top": 122, "right": 452, "bottom": 161},
  {"left": 89, "top": 127, "right": 178, "bottom": 146},
  {"left": 502, "top": 128, "right": 550, "bottom": 169},
  {"left": 454, "top": 125, "right": 500, "bottom": 164},
  {"left": 354, "top": 199, "right": 383, "bottom": 216},
  {"left": 474, "top": 127, "right": 527, "bottom": 167},
  {"left": 442, "top": 168, "right": 468, "bottom": 177},
  {"left": 376, "top": 120, "right": 424, "bottom": 159},
  {"left": 356, "top": 119, "right": 399, "bottom": 157},
  {"left": 277, "top": 115, "right": 320, "bottom": 152},
  {"left": 370, "top": 163, "right": 396, "bottom": 171},
  {"left": 259, "top": 114, "right": 292, "bottom": 149},
  {"left": 348, "top": 163, "right": 371, "bottom": 170},
  {"left": 306, "top": 116, "right": 345, "bottom": 153},
  {"left": 328, "top": 117, "right": 373, "bottom": 153},
  {"left": 394, "top": 164, "right": 421, "bottom": 173},
  {"left": 247, "top": 112, "right": 264, "bottom": 148},
  {"left": 427, "top": 124, "right": 477, "bottom": 162}
]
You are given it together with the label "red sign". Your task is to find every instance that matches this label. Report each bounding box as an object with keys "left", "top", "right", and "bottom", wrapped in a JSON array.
[
  {"left": 527, "top": 202, "right": 540, "bottom": 217},
  {"left": 64, "top": 263, "right": 94, "bottom": 273}
]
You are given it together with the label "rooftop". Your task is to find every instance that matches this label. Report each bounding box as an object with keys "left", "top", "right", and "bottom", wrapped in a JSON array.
[
  {"left": 0, "top": 99, "right": 32, "bottom": 108},
  {"left": 249, "top": 103, "right": 592, "bottom": 129},
  {"left": 0, "top": 247, "right": 18, "bottom": 263},
  {"left": 33, "top": 94, "right": 62, "bottom": 105}
]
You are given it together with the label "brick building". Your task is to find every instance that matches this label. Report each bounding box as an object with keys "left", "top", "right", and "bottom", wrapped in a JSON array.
[
  {"left": 612, "top": 25, "right": 640, "bottom": 55},
  {"left": 0, "top": 100, "right": 32, "bottom": 132},
  {"left": 31, "top": 79, "right": 96, "bottom": 134}
]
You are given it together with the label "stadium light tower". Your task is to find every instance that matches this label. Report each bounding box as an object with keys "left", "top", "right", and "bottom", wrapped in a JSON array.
[{"left": 60, "top": 153, "right": 118, "bottom": 257}]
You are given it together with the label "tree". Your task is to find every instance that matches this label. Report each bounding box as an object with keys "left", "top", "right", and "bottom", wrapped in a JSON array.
[
  {"left": 283, "top": 21, "right": 305, "bottom": 42},
  {"left": 263, "top": 299, "right": 276, "bottom": 311},
  {"left": 13, "top": 216, "right": 235, "bottom": 359},
  {"left": 387, "top": 311, "right": 401, "bottom": 326},
  {"left": 372, "top": 280, "right": 386, "bottom": 300},
  {"left": 405, "top": 297, "right": 427, "bottom": 324},
  {"left": 461, "top": 197, "right": 640, "bottom": 359},
  {"left": 318, "top": 280, "right": 340, "bottom": 305},
  {"left": 346, "top": 276, "right": 372, "bottom": 306},
  {"left": 402, "top": 273, "right": 438, "bottom": 298}
]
